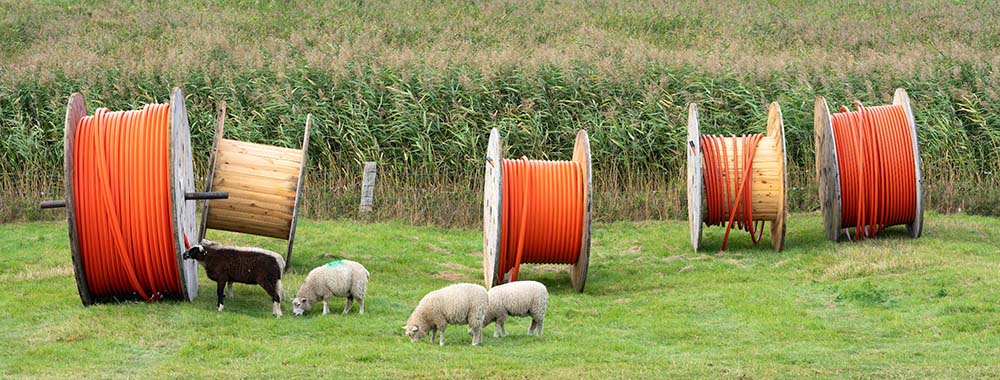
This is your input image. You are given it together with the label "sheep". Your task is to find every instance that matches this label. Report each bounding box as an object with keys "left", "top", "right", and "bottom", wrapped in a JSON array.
[
  {"left": 183, "top": 240, "right": 285, "bottom": 318},
  {"left": 292, "top": 259, "right": 369, "bottom": 316},
  {"left": 484, "top": 280, "right": 548, "bottom": 337},
  {"left": 405, "top": 283, "right": 488, "bottom": 346}
]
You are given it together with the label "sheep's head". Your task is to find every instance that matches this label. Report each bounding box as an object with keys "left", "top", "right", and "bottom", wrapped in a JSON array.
[
  {"left": 182, "top": 245, "right": 206, "bottom": 261},
  {"left": 404, "top": 324, "right": 426, "bottom": 342},
  {"left": 291, "top": 297, "right": 313, "bottom": 316}
]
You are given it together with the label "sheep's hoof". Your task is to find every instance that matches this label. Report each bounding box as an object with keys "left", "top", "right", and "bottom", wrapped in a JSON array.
[{"left": 217, "top": 304, "right": 224, "bottom": 312}]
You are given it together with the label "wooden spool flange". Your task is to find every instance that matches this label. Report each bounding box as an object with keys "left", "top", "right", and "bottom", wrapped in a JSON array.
[
  {"left": 200, "top": 103, "right": 311, "bottom": 270},
  {"left": 686, "top": 102, "right": 788, "bottom": 252},
  {"left": 62, "top": 88, "right": 201, "bottom": 305},
  {"left": 814, "top": 88, "right": 923, "bottom": 241},
  {"left": 481, "top": 128, "right": 593, "bottom": 292}
]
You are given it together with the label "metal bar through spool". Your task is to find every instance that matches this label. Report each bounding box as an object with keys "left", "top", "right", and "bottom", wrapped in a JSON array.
[{"left": 41, "top": 192, "right": 228, "bottom": 209}]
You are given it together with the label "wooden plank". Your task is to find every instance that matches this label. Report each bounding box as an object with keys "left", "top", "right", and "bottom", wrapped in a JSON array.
[
  {"left": 208, "top": 207, "right": 292, "bottom": 227},
  {"left": 571, "top": 128, "right": 592, "bottom": 293},
  {"left": 208, "top": 185, "right": 296, "bottom": 205},
  {"left": 686, "top": 103, "right": 703, "bottom": 252},
  {"left": 894, "top": 88, "right": 924, "bottom": 239},
  {"left": 216, "top": 148, "right": 303, "bottom": 173},
  {"left": 212, "top": 199, "right": 294, "bottom": 219},
  {"left": 207, "top": 218, "right": 290, "bottom": 239},
  {"left": 211, "top": 172, "right": 298, "bottom": 197},
  {"left": 482, "top": 128, "right": 502, "bottom": 289},
  {"left": 814, "top": 97, "right": 842, "bottom": 242},
  {"left": 64, "top": 93, "right": 92, "bottom": 306},
  {"left": 218, "top": 139, "right": 303, "bottom": 162},
  {"left": 213, "top": 164, "right": 299, "bottom": 183},
  {"left": 359, "top": 161, "right": 377, "bottom": 213}
]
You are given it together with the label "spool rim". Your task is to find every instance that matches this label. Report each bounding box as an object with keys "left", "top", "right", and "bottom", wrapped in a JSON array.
[
  {"left": 169, "top": 88, "right": 199, "bottom": 302},
  {"left": 893, "top": 88, "right": 924, "bottom": 238},
  {"left": 766, "top": 102, "right": 788, "bottom": 252},
  {"left": 64, "top": 93, "right": 91, "bottom": 306},
  {"left": 284, "top": 114, "right": 312, "bottom": 271},
  {"left": 570, "top": 129, "right": 592, "bottom": 293},
  {"left": 686, "top": 103, "right": 703, "bottom": 252},
  {"left": 814, "top": 97, "right": 842, "bottom": 242},
  {"left": 198, "top": 102, "right": 226, "bottom": 243},
  {"left": 482, "top": 128, "right": 503, "bottom": 289}
]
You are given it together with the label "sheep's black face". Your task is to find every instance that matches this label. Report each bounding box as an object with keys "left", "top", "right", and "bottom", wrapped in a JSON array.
[{"left": 183, "top": 246, "right": 205, "bottom": 261}]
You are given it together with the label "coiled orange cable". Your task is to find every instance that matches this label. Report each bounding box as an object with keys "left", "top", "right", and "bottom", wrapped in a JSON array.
[
  {"left": 74, "top": 104, "right": 183, "bottom": 301},
  {"left": 498, "top": 158, "right": 584, "bottom": 282},
  {"left": 831, "top": 102, "right": 916, "bottom": 239},
  {"left": 701, "top": 134, "right": 766, "bottom": 250}
]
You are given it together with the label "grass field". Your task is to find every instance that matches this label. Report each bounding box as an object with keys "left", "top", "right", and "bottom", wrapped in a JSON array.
[{"left": 2, "top": 213, "right": 1000, "bottom": 379}]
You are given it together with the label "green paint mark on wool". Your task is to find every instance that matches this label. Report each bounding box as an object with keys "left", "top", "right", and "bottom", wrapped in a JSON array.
[{"left": 325, "top": 260, "right": 344, "bottom": 267}]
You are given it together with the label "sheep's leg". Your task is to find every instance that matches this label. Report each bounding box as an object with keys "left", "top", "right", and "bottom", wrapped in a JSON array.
[
  {"left": 429, "top": 328, "right": 437, "bottom": 344},
  {"left": 261, "top": 281, "right": 282, "bottom": 318},
  {"left": 226, "top": 282, "right": 234, "bottom": 299},
  {"left": 498, "top": 316, "right": 508, "bottom": 337},
  {"left": 530, "top": 319, "right": 543, "bottom": 336},
  {"left": 343, "top": 296, "right": 354, "bottom": 314},
  {"left": 438, "top": 325, "right": 446, "bottom": 346},
  {"left": 358, "top": 296, "right": 365, "bottom": 315},
  {"left": 322, "top": 299, "right": 329, "bottom": 315},
  {"left": 471, "top": 324, "right": 482, "bottom": 346},
  {"left": 216, "top": 281, "right": 226, "bottom": 312}
]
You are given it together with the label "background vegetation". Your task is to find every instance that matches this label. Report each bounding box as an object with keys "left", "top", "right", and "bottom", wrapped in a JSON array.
[{"left": 2, "top": 0, "right": 999, "bottom": 223}]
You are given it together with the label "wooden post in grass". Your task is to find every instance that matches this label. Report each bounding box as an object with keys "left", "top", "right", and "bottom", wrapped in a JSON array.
[{"left": 360, "top": 162, "right": 377, "bottom": 214}]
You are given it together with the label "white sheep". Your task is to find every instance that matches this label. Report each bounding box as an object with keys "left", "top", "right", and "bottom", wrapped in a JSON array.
[
  {"left": 292, "top": 260, "right": 369, "bottom": 316},
  {"left": 484, "top": 280, "right": 549, "bottom": 337},
  {"left": 405, "top": 283, "right": 487, "bottom": 346}
]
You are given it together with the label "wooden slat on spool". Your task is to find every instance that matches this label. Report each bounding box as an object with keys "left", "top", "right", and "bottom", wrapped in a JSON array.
[
  {"left": 570, "top": 129, "right": 593, "bottom": 293},
  {"left": 64, "top": 93, "right": 91, "bottom": 306},
  {"left": 766, "top": 102, "right": 788, "bottom": 252},
  {"left": 482, "top": 128, "right": 502, "bottom": 289},
  {"left": 814, "top": 97, "right": 842, "bottom": 241},
  {"left": 894, "top": 88, "right": 924, "bottom": 238},
  {"left": 168, "top": 87, "right": 200, "bottom": 302},
  {"left": 686, "top": 103, "right": 704, "bottom": 252}
]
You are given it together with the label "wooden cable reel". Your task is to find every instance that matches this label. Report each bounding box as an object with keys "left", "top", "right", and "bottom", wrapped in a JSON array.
[
  {"left": 814, "top": 88, "right": 923, "bottom": 241},
  {"left": 40, "top": 88, "right": 227, "bottom": 305},
  {"left": 687, "top": 102, "right": 788, "bottom": 252},
  {"left": 482, "top": 128, "right": 593, "bottom": 292},
  {"left": 198, "top": 102, "right": 312, "bottom": 270}
]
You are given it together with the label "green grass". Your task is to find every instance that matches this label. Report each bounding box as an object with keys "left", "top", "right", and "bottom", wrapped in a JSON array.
[{"left": 2, "top": 214, "right": 1000, "bottom": 378}]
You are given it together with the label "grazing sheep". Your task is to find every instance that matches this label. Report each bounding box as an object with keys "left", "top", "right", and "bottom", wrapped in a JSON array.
[
  {"left": 405, "top": 283, "right": 487, "bottom": 346},
  {"left": 292, "top": 260, "right": 369, "bottom": 316},
  {"left": 484, "top": 280, "right": 549, "bottom": 337},
  {"left": 183, "top": 240, "right": 285, "bottom": 318}
]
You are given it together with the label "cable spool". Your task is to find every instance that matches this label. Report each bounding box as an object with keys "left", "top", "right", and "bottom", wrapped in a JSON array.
[
  {"left": 687, "top": 102, "right": 788, "bottom": 252},
  {"left": 199, "top": 102, "right": 311, "bottom": 270},
  {"left": 482, "top": 128, "right": 593, "bottom": 292},
  {"left": 39, "top": 88, "right": 227, "bottom": 305},
  {"left": 814, "top": 88, "right": 924, "bottom": 241}
]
